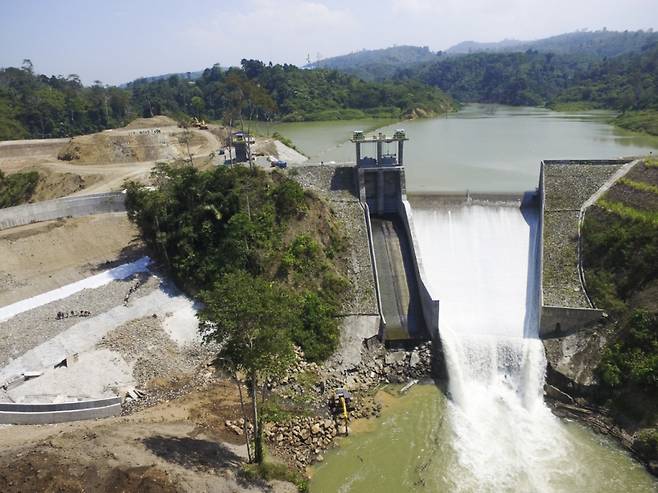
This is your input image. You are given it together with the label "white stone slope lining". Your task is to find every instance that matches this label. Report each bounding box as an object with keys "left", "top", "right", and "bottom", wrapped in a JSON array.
[{"left": 0, "top": 256, "right": 151, "bottom": 323}]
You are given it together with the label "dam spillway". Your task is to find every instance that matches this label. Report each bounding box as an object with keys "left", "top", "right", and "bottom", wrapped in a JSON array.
[
  {"left": 370, "top": 216, "right": 426, "bottom": 341},
  {"left": 410, "top": 199, "right": 599, "bottom": 491}
]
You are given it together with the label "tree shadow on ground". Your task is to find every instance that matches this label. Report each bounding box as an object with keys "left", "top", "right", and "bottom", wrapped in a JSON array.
[
  {"left": 330, "top": 166, "right": 358, "bottom": 197},
  {"left": 87, "top": 241, "right": 147, "bottom": 273},
  {"left": 142, "top": 435, "right": 273, "bottom": 490},
  {"left": 142, "top": 435, "right": 242, "bottom": 470}
]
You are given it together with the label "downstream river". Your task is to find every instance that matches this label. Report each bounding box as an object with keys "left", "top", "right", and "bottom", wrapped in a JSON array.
[
  {"left": 254, "top": 104, "right": 658, "bottom": 192},
  {"left": 310, "top": 385, "right": 655, "bottom": 492},
  {"left": 257, "top": 105, "right": 658, "bottom": 491}
]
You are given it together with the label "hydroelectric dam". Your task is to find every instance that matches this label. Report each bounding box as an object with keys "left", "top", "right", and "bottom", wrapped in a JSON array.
[{"left": 347, "top": 129, "right": 644, "bottom": 490}]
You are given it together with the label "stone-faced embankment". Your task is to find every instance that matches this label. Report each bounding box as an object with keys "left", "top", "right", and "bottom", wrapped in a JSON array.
[
  {"left": 540, "top": 160, "right": 636, "bottom": 390},
  {"left": 541, "top": 161, "right": 626, "bottom": 308},
  {"left": 292, "top": 165, "right": 379, "bottom": 368}
]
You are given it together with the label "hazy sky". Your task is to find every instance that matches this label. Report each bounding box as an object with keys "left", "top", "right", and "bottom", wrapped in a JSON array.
[{"left": 1, "top": 0, "right": 657, "bottom": 85}]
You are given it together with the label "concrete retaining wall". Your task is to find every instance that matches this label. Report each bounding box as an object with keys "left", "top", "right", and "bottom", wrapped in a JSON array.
[
  {"left": 0, "top": 193, "right": 126, "bottom": 231},
  {"left": 0, "top": 396, "right": 121, "bottom": 424},
  {"left": 361, "top": 202, "right": 385, "bottom": 330},
  {"left": 398, "top": 199, "right": 440, "bottom": 342},
  {"left": 538, "top": 163, "right": 546, "bottom": 308},
  {"left": 357, "top": 166, "right": 405, "bottom": 215},
  {"left": 540, "top": 305, "right": 605, "bottom": 338}
]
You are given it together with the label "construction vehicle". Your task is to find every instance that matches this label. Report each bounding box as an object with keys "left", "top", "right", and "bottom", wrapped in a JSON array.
[
  {"left": 192, "top": 117, "right": 209, "bottom": 130},
  {"left": 330, "top": 388, "right": 353, "bottom": 435},
  {"left": 268, "top": 156, "right": 288, "bottom": 169}
]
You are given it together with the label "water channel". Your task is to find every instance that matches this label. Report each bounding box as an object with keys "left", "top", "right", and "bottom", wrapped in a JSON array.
[{"left": 258, "top": 105, "right": 658, "bottom": 492}]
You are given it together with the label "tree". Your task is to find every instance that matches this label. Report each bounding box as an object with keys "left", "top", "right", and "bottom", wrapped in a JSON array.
[{"left": 198, "top": 271, "right": 296, "bottom": 463}]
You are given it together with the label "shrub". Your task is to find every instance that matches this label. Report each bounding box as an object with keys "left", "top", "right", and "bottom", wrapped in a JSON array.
[
  {"left": 292, "top": 291, "right": 341, "bottom": 362},
  {"left": 634, "top": 428, "right": 658, "bottom": 458},
  {"left": 271, "top": 179, "right": 307, "bottom": 219},
  {"left": 0, "top": 170, "right": 39, "bottom": 208}
]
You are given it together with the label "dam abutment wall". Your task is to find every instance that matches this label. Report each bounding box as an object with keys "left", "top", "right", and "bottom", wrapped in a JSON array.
[{"left": 537, "top": 160, "right": 636, "bottom": 338}]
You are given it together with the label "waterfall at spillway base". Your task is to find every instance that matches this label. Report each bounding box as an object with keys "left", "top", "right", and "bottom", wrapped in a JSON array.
[{"left": 414, "top": 204, "right": 578, "bottom": 492}]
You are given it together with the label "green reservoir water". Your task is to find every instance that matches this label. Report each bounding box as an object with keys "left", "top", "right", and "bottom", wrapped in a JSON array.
[
  {"left": 310, "top": 385, "right": 656, "bottom": 493},
  {"left": 256, "top": 104, "right": 658, "bottom": 193}
]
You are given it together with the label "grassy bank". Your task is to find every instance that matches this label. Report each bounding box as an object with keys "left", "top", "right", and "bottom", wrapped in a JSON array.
[
  {"left": 613, "top": 110, "right": 658, "bottom": 136},
  {"left": 549, "top": 101, "right": 603, "bottom": 112},
  {"left": 547, "top": 102, "right": 658, "bottom": 137},
  {"left": 279, "top": 105, "right": 455, "bottom": 123}
]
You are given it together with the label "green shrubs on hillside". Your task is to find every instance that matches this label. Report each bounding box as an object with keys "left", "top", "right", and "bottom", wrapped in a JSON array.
[
  {"left": 582, "top": 182, "right": 658, "bottom": 428},
  {"left": 125, "top": 164, "right": 348, "bottom": 362},
  {"left": 582, "top": 206, "right": 658, "bottom": 317},
  {"left": 0, "top": 170, "right": 39, "bottom": 208},
  {"left": 599, "top": 310, "right": 658, "bottom": 390}
]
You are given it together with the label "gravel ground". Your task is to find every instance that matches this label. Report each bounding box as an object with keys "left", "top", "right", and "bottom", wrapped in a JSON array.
[
  {"left": 0, "top": 272, "right": 158, "bottom": 367},
  {"left": 542, "top": 163, "right": 624, "bottom": 308},
  {"left": 293, "top": 165, "right": 377, "bottom": 315},
  {"left": 292, "top": 165, "right": 358, "bottom": 202},
  {"left": 542, "top": 211, "right": 587, "bottom": 307},
  {"left": 97, "top": 316, "right": 213, "bottom": 389},
  {"left": 543, "top": 164, "right": 622, "bottom": 210}
]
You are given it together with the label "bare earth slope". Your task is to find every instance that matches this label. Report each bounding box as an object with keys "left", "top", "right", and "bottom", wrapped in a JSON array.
[{"left": 0, "top": 214, "right": 142, "bottom": 306}]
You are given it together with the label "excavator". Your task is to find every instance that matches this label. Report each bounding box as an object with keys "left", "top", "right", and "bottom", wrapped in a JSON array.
[
  {"left": 192, "top": 117, "right": 209, "bottom": 130},
  {"left": 177, "top": 117, "right": 209, "bottom": 130}
]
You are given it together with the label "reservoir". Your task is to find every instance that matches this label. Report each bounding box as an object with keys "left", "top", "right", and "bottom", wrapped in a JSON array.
[
  {"left": 261, "top": 105, "right": 658, "bottom": 491},
  {"left": 254, "top": 104, "right": 658, "bottom": 192}
]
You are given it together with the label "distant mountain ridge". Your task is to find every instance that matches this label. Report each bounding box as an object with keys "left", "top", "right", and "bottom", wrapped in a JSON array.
[
  {"left": 310, "top": 30, "right": 658, "bottom": 81},
  {"left": 446, "top": 30, "right": 658, "bottom": 57},
  {"left": 119, "top": 69, "right": 206, "bottom": 88},
  {"left": 305, "top": 45, "right": 439, "bottom": 81}
]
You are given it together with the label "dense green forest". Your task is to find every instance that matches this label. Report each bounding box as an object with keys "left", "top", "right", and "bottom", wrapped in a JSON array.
[
  {"left": 125, "top": 164, "right": 349, "bottom": 362},
  {"left": 404, "top": 43, "right": 658, "bottom": 111},
  {"left": 3, "top": 29, "right": 658, "bottom": 141},
  {"left": 0, "top": 59, "right": 454, "bottom": 140},
  {"left": 308, "top": 45, "right": 439, "bottom": 81},
  {"left": 406, "top": 51, "right": 590, "bottom": 106},
  {"left": 312, "top": 30, "right": 658, "bottom": 134}
]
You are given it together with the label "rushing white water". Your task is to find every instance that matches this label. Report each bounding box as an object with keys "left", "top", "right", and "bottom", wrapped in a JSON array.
[{"left": 414, "top": 204, "right": 581, "bottom": 492}]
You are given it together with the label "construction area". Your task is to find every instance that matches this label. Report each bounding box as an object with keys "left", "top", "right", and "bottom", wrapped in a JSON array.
[{"left": 0, "top": 116, "right": 312, "bottom": 492}]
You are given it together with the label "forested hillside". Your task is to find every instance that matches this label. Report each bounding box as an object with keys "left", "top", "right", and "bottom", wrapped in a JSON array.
[
  {"left": 408, "top": 51, "right": 589, "bottom": 106},
  {"left": 307, "top": 45, "right": 439, "bottom": 81},
  {"left": 301, "top": 30, "right": 658, "bottom": 134},
  {"left": 0, "top": 59, "right": 454, "bottom": 140},
  {"left": 311, "top": 30, "right": 658, "bottom": 83},
  {"left": 407, "top": 43, "right": 658, "bottom": 110}
]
